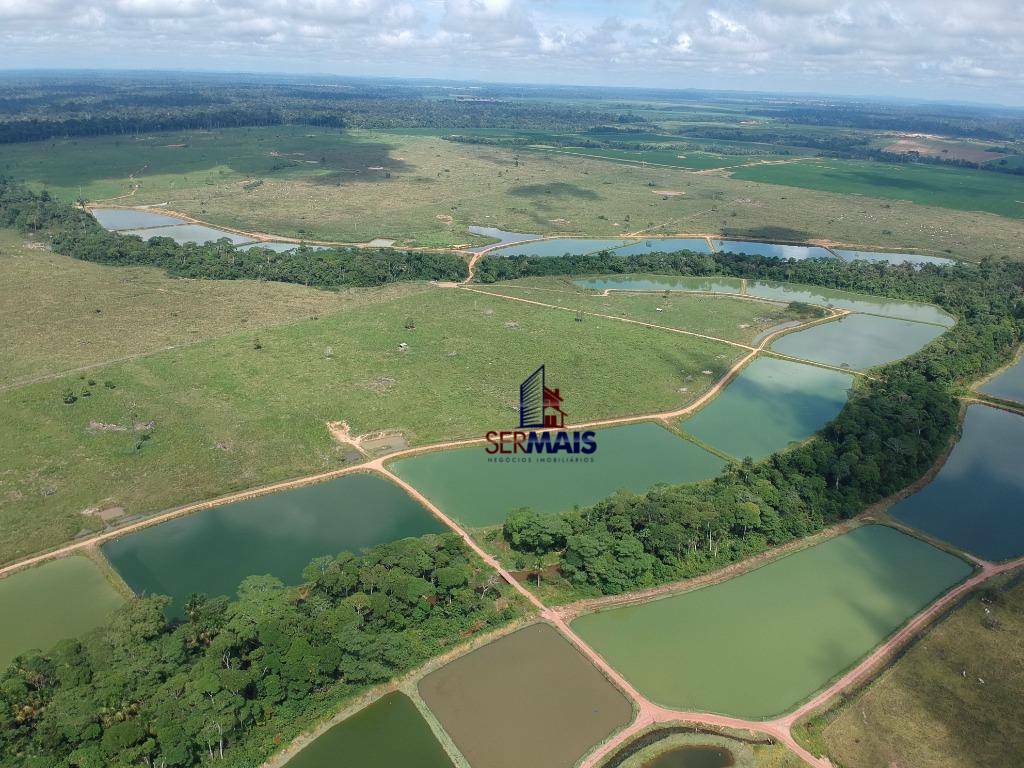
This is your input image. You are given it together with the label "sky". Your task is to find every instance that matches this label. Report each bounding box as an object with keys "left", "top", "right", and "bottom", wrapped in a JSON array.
[{"left": 1, "top": 0, "right": 1023, "bottom": 105}]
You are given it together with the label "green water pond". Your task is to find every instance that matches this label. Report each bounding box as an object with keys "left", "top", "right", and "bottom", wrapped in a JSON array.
[
  {"left": 102, "top": 473, "right": 445, "bottom": 617},
  {"left": 979, "top": 354, "right": 1024, "bottom": 405},
  {"left": 572, "top": 275, "right": 744, "bottom": 294},
  {"left": 770, "top": 314, "right": 944, "bottom": 370},
  {"left": 283, "top": 693, "right": 452, "bottom": 768},
  {"left": 388, "top": 423, "right": 725, "bottom": 528},
  {"left": 746, "top": 280, "right": 954, "bottom": 327},
  {"left": 0, "top": 556, "right": 124, "bottom": 668},
  {"left": 572, "top": 524, "right": 972, "bottom": 719},
  {"left": 680, "top": 357, "right": 852, "bottom": 460},
  {"left": 890, "top": 404, "right": 1024, "bottom": 561}
]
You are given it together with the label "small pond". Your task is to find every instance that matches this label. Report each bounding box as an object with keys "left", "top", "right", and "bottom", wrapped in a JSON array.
[
  {"left": 610, "top": 238, "right": 714, "bottom": 256},
  {"left": 641, "top": 746, "right": 735, "bottom": 768},
  {"left": 488, "top": 238, "right": 632, "bottom": 257},
  {"left": 467, "top": 225, "right": 541, "bottom": 252},
  {"left": 89, "top": 207, "right": 185, "bottom": 230},
  {"left": 120, "top": 223, "right": 255, "bottom": 246},
  {"left": 979, "top": 354, "right": 1024, "bottom": 405},
  {"left": 712, "top": 240, "right": 834, "bottom": 260},
  {"left": 835, "top": 248, "right": 955, "bottom": 268},
  {"left": 572, "top": 275, "right": 744, "bottom": 294},
  {"left": 235, "top": 241, "right": 329, "bottom": 253}
]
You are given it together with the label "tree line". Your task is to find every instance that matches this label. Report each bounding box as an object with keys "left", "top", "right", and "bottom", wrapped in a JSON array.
[
  {"left": 0, "top": 535, "right": 520, "bottom": 767},
  {"left": 494, "top": 249, "right": 1024, "bottom": 595},
  {"left": 0, "top": 179, "right": 467, "bottom": 288}
]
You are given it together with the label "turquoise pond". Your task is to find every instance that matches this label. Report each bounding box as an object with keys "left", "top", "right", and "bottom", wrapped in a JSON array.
[
  {"left": 680, "top": 357, "right": 853, "bottom": 460},
  {"left": 388, "top": 423, "right": 725, "bottom": 528},
  {"left": 746, "top": 280, "right": 954, "bottom": 327},
  {"left": 101, "top": 473, "right": 445, "bottom": 616},
  {"left": 770, "top": 314, "right": 945, "bottom": 371},
  {"left": 835, "top": 249, "right": 955, "bottom": 268},
  {"left": 711, "top": 240, "right": 833, "bottom": 260},
  {"left": 90, "top": 207, "right": 185, "bottom": 230},
  {"left": 889, "top": 404, "right": 1024, "bottom": 561},
  {"left": 489, "top": 238, "right": 631, "bottom": 257},
  {"left": 572, "top": 275, "right": 744, "bottom": 294},
  {"left": 610, "top": 238, "right": 714, "bottom": 256},
  {"left": 121, "top": 223, "right": 255, "bottom": 245},
  {"left": 979, "top": 354, "right": 1024, "bottom": 405}
]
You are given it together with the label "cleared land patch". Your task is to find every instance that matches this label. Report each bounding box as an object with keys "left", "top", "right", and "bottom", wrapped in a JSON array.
[
  {"left": 0, "top": 228, "right": 425, "bottom": 387},
  {"left": 418, "top": 623, "right": 632, "bottom": 768},
  {"left": 0, "top": 555, "right": 125, "bottom": 668},
  {"left": 889, "top": 404, "right": 1024, "bottom": 561},
  {"left": 101, "top": 473, "right": 445, "bottom": 618},
  {"left": 813, "top": 575, "right": 1024, "bottom": 768},
  {"left": 0, "top": 288, "right": 737, "bottom": 564},
  {"left": 680, "top": 356, "right": 853, "bottom": 460},
  {"left": 571, "top": 525, "right": 973, "bottom": 719},
  {"left": 389, "top": 422, "right": 726, "bottom": 528},
  {"left": 282, "top": 692, "right": 453, "bottom": 768}
]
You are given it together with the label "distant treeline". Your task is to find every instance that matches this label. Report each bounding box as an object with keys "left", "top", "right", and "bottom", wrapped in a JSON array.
[
  {"left": 0, "top": 535, "right": 521, "bottom": 768},
  {"left": 0, "top": 179, "right": 467, "bottom": 287},
  {"left": 493, "top": 248, "right": 1024, "bottom": 595}
]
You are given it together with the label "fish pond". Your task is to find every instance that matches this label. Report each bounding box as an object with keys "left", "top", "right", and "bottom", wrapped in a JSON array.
[
  {"left": 746, "top": 280, "right": 954, "bottom": 327},
  {"left": 835, "top": 248, "right": 955, "bottom": 268},
  {"left": 979, "top": 354, "right": 1024, "bottom": 405},
  {"left": 488, "top": 238, "right": 631, "bottom": 257},
  {"left": 419, "top": 623, "right": 632, "bottom": 768},
  {"left": 90, "top": 207, "right": 185, "bottom": 230},
  {"left": 101, "top": 473, "right": 445, "bottom": 617},
  {"left": 770, "top": 314, "right": 944, "bottom": 371},
  {"left": 680, "top": 357, "right": 852, "bottom": 460},
  {"left": 121, "top": 223, "right": 255, "bottom": 246},
  {"left": 282, "top": 693, "right": 452, "bottom": 768},
  {"left": 468, "top": 225, "right": 541, "bottom": 251},
  {"left": 235, "top": 241, "right": 329, "bottom": 253},
  {"left": 572, "top": 525, "right": 972, "bottom": 719},
  {"left": 388, "top": 423, "right": 726, "bottom": 528},
  {"left": 610, "top": 238, "right": 714, "bottom": 256},
  {"left": 711, "top": 240, "right": 833, "bottom": 260},
  {"left": 889, "top": 404, "right": 1024, "bottom": 561},
  {"left": 572, "top": 275, "right": 744, "bottom": 294},
  {"left": 0, "top": 556, "right": 125, "bottom": 668}
]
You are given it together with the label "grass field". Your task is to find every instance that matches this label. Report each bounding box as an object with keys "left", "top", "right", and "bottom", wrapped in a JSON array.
[
  {"left": 0, "top": 287, "right": 740, "bottom": 564},
  {"left": 2, "top": 127, "right": 1022, "bottom": 259},
  {"left": 0, "top": 555, "right": 125, "bottom": 668},
  {"left": 571, "top": 525, "right": 972, "bottom": 719},
  {"left": 0, "top": 228, "right": 426, "bottom": 387},
  {"left": 808, "top": 575, "right": 1024, "bottom": 768},
  {"left": 731, "top": 158, "right": 1024, "bottom": 220},
  {"left": 540, "top": 146, "right": 776, "bottom": 170}
]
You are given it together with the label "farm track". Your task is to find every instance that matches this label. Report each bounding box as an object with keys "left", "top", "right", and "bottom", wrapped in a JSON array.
[{"left": 2, "top": 255, "right": 988, "bottom": 768}]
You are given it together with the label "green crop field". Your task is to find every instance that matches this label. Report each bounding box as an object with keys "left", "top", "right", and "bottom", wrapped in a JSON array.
[
  {"left": 2, "top": 127, "right": 1022, "bottom": 259},
  {"left": 807, "top": 576, "right": 1024, "bottom": 768},
  {"left": 0, "top": 228, "right": 427, "bottom": 387},
  {"left": 0, "top": 287, "right": 741, "bottom": 564},
  {"left": 731, "top": 158, "right": 1024, "bottom": 220}
]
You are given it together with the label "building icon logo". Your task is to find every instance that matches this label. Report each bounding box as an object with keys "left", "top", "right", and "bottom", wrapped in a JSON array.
[{"left": 519, "top": 365, "right": 566, "bottom": 429}]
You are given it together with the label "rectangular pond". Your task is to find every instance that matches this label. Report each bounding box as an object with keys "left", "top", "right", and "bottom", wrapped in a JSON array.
[
  {"left": 572, "top": 275, "right": 744, "bottom": 294},
  {"left": 889, "top": 404, "right": 1024, "bottom": 561},
  {"left": 388, "top": 423, "right": 726, "bottom": 528},
  {"left": 0, "top": 556, "right": 124, "bottom": 668},
  {"left": 770, "top": 314, "right": 944, "bottom": 371},
  {"left": 979, "top": 354, "right": 1024, "bottom": 405},
  {"left": 282, "top": 692, "right": 452, "bottom": 768},
  {"left": 680, "top": 356, "right": 852, "bottom": 460},
  {"left": 419, "top": 623, "right": 632, "bottom": 768},
  {"left": 609, "top": 238, "right": 714, "bottom": 256},
  {"left": 120, "top": 223, "right": 255, "bottom": 246},
  {"left": 101, "top": 473, "right": 446, "bottom": 617},
  {"left": 835, "top": 248, "right": 955, "bottom": 268},
  {"left": 571, "top": 525, "right": 972, "bottom": 719},
  {"left": 746, "top": 280, "right": 954, "bottom": 327},
  {"left": 89, "top": 207, "right": 185, "bottom": 230},
  {"left": 488, "top": 238, "right": 632, "bottom": 257},
  {"left": 712, "top": 240, "right": 834, "bottom": 260}
]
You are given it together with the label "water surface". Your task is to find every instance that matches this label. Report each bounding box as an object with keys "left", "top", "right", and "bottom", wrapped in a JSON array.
[
  {"left": 571, "top": 525, "right": 972, "bottom": 718},
  {"left": 121, "top": 223, "right": 255, "bottom": 246},
  {"left": 680, "top": 357, "right": 852, "bottom": 460},
  {"left": 283, "top": 693, "right": 453, "bottom": 768},
  {"left": 771, "top": 314, "right": 944, "bottom": 370},
  {"left": 712, "top": 240, "right": 834, "bottom": 260},
  {"left": 467, "top": 226, "right": 541, "bottom": 252},
  {"left": 389, "top": 423, "right": 725, "bottom": 528},
  {"left": 835, "top": 249, "right": 955, "bottom": 268},
  {"left": 489, "top": 238, "right": 632, "bottom": 257},
  {"left": 889, "top": 404, "right": 1024, "bottom": 560},
  {"left": 102, "top": 473, "right": 445, "bottom": 616},
  {"left": 979, "top": 355, "right": 1024, "bottom": 405},
  {"left": 235, "top": 241, "right": 329, "bottom": 253},
  {"left": 610, "top": 238, "right": 714, "bottom": 256},
  {"left": 90, "top": 207, "right": 184, "bottom": 230},
  {"left": 641, "top": 746, "right": 735, "bottom": 768},
  {"left": 573, "top": 275, "right": 744, "bottom": 294}
]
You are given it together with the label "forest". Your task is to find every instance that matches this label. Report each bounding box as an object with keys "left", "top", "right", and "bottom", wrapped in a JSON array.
[{"left": 0, "top": 534, "right": 521, "bottom": 767}]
